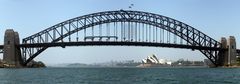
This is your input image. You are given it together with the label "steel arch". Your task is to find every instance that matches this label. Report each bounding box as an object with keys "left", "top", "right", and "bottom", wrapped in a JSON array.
[{"left": 22, "top": 10, "right": 221, "bottom": 66}]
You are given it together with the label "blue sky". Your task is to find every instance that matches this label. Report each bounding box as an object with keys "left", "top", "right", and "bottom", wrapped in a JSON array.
[{"left": 0, "top": 0, "right": 240, "bottom": 65}]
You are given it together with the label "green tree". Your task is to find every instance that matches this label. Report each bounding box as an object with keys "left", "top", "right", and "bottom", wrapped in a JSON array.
[{"left": 237, "top": 56, "right": 240, "bottom": 66}]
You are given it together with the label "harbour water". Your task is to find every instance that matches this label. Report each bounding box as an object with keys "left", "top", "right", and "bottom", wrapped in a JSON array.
[{"left": 0, "top": 67, "right": 240, "bottom": 84}]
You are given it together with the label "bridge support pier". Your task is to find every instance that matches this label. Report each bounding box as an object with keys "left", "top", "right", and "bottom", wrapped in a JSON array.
[
  {"left": 219, "top": 36, "right": 237, "bottom": 66},
  {"left": 3, "top": 29, "right": 23, "bottom": 68},
  {"left": 219, "top": 37, "right": 228, "bottom": 66}
]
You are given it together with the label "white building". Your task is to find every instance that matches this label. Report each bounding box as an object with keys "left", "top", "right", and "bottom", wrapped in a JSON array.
[
  {"left": 142, "top": 54, "right": 159, "bottom": 64},
  {"left": 142, "top": 54, "right": 172, "bottom": 65}
]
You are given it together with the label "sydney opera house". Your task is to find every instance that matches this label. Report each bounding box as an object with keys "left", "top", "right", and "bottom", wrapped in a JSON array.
[
  {"left": 138, "top": 54, "right": 171, "bottom": 67},
  {"left": 142, "top": 54, "right": 160, "bottom": 64}
]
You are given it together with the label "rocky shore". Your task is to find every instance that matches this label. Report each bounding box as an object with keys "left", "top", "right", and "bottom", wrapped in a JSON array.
[{"left": 0, "top": 59, "right": 46, "bottom": 68}]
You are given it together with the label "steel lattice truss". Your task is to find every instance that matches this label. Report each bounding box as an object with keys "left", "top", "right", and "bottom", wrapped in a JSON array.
[{"left": 22, "top": 10, "right": 222, "bottom": 66}]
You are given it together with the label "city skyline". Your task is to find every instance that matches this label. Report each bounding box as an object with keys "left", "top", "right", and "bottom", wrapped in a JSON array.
[{"left": 1, "top": 0, "right": 240, "bottom": 65}]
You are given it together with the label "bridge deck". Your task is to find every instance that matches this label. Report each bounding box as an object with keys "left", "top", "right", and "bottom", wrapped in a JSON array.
[{"left": 19, "top": 41, "right": 223, "bottom": 50}]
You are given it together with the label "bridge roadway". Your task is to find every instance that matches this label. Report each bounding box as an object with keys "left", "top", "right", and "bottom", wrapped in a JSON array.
[
  {"left": 18, "top": 41, "right": 223, "bottom": 51},
  {"left": 0, "top": 42, "right": 230, "bottom": 54}
]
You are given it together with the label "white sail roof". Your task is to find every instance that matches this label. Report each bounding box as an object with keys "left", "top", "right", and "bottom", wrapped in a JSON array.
[{"left": 142, "top": 54, "right": 160, "bottom": 64}]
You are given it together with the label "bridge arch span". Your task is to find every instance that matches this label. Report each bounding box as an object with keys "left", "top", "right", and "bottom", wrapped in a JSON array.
[{"left": 22, "top": 10, "right": 221, "bottom": 66}]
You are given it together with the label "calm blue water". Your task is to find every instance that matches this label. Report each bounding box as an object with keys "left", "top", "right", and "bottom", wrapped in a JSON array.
[{"left": 0, "top": 67, "right": 240, "bottom": 84}]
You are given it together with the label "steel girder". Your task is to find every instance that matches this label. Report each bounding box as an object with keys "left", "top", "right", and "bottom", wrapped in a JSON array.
[{"left": 22, "top": 10, "right": 222, "bottom": 66}]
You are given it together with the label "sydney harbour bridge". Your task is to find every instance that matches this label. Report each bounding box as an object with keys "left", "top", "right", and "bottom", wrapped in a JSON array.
[{"left": 0, "top": 10, "right": 239, "bottom": 67}]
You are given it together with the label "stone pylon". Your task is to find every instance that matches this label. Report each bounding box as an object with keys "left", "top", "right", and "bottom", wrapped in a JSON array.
[
  {"left": 3, "top": 29, "right": 23, "bottom": 67},
  {"left": 219, "top": 37, "right": 227, "bottom": 66},
  {"left": 227, "top": 36, "right": 237, "bottom": 65},
  {"left": 219, "top": 36, "right": 237, "bottom": 66}
]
